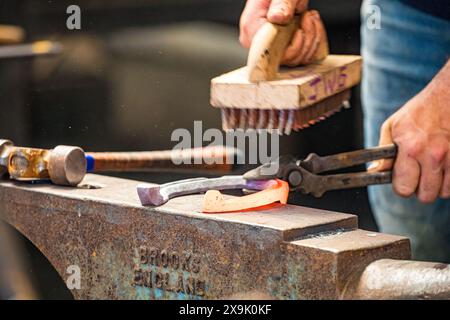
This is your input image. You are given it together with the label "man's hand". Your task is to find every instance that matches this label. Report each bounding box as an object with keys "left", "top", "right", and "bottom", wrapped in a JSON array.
[
  {"left": 369, "top": 61, "right": 450, "bottom": 203},
  {"left": 239, "top": 0, "right": 326, "bottom": 66}
]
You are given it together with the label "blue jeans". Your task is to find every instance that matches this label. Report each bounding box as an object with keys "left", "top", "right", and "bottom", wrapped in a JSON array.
[{"left": 361, "top": 0, "right": 450, "bottom": 262}]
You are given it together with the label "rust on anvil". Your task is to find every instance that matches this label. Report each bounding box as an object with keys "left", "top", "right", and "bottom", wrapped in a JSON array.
[
  {"left": 7, "top": 147, "right": 50, "bottom": 180},
  {"left": 343, "top": 259, "right": 450, "bottom": 299},
  {"left": 0, "top": 174, "right": 446, "bottom": 300},
  {"left": 285, "top": 229, "right": 411, "bottom": 299}
]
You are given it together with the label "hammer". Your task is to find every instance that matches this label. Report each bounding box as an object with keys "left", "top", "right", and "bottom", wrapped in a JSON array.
[{"left": 0, "top": 139, "right": 235, "bottom": 187}]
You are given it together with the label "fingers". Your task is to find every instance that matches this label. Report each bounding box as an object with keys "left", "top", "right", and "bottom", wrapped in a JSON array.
[
  {"left": 241, "top": 0, "right": 322, "bottom": 66},
  {"left": 306, "top": 10, "right": 328, "bottom": 61},
  {"left": 239, "top": 0, "right": 271, "bottom": 48},
  {"left": 417, "top": 164, "right": 443, "bottom": 203},
  {"left": 416, "top": 140, "right": 448, "bottom": 202},
  {"left": 441, "top": 154, "right": 450, "bottom": 198},
  {"left": 282, "top": 29, "right": 304, "bottom": 63},
  {"left": 287, "top": 11, "right": 315, "bottom": 65},
  {"left": 268, "top": 0, "right": 296, "bottom": 24},
  {"left": 282, "top": 10, "right": 326, "bottom": 66},
  {"left": 368, "top": 119, "right": 395, "bottom": 172},
  {"left": 303, "top": 11, "right": 324, "bottom": 63},
  {"left": 268, "top": 0, "right": 308, "bottom": 24},
  {"left": 395, "top": 136, "right": 448, "bottom": 202},
  {"left": 392, "top": 144, "right": 421, "bottom": 198}
]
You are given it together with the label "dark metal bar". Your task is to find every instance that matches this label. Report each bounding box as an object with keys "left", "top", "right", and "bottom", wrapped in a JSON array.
[{"left": 302, "top": 144, "right": 397, "bottom": 174}]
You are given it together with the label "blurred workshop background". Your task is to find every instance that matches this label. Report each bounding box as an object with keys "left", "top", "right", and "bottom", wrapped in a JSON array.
[{"left": 0, "top": 0, "right": 367, "bottom": 299}]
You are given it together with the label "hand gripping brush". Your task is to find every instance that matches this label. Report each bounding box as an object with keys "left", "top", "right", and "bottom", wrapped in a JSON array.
[{"left": 210, "top": 11, "right": 362, "bottom": 135}]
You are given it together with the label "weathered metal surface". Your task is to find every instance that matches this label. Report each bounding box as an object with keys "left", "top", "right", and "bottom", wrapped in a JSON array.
[
  {"left": 343, "top": 259, "right": 450, "bottom": 300},
  {"left": 0, "top": 220, "right": 37, "bottom": 299},
  {"left": 286, "top": 229, "right": 410, "bottom": 299},
  {"left": 0, "top": 174, "right": 447, "bottom": 300}
]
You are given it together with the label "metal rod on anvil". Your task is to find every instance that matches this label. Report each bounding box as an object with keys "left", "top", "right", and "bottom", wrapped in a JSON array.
[{"left": 137, "top": 175, "right": 276, "bottom": 206}]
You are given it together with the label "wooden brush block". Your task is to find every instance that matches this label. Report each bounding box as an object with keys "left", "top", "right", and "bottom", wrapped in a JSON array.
[{"left": 211, "top": 54, "right": 362, "bottom": 110}]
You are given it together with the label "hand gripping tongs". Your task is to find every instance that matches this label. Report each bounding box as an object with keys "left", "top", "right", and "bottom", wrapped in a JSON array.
[{"left": 243, "top": 144, "right": 398, "bottom": 197}]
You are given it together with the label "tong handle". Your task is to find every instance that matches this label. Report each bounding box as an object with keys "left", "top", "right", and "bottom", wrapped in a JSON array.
[
  {"left": 325, "top": 171, "right": 392, "bottom": 197},
  {"left": 300, "top": 170, "right": 393, "bottom": 198},
  {"left": 301, "top": 144, "right": 398, "bottom": 174}
]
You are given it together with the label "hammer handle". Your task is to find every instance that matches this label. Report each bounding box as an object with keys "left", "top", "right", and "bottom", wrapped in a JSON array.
[{"left": 86, "top": 147, "right": 234, "bottom": 173}]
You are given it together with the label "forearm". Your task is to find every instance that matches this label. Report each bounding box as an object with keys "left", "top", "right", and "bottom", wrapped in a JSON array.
[
  {"left": 426, "top": 60, "right": 450, "bottom": 100},
  {"left": 431, "top": 59, "right": 450, "bottom": 88},
  {"left": 420, "top": 60, "right": 450, "bottom": 131}
]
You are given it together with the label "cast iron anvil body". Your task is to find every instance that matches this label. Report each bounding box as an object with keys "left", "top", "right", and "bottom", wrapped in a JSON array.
[{"left": 0, "top": 174, "right": 448, "bottom": 299}]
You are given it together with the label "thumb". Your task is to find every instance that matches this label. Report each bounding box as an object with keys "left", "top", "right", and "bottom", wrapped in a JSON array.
[
  {"left": 368, "top": 119, "right": 395, "bottom": 172},
  {"left": 268, "top": 0, "right": 297, "bottom": 24}
]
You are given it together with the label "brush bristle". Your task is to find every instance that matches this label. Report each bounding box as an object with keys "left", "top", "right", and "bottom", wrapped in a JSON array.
[{"left": 220, "top": 90, "right": 351, "bottom": 135}]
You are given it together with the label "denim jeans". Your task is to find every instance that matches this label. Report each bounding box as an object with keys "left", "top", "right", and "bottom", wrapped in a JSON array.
[{"left": 361, "top": 0, "right": 450, "bottom": 262}]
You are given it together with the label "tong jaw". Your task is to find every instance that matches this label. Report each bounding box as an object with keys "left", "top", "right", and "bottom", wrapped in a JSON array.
[
  {"left": 284, "top": 165, "right": 328, "bottom": 197},
  {"left": 243, "top": 159, "right": 330, "bottom": 197},
  {"left": 242, "top": 155, "right": 297, "bottom": 181}
]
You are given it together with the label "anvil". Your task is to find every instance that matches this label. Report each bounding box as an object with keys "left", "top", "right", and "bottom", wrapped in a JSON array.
[{"left": 0, "top": 174, "right": 449, "bottom": 299}]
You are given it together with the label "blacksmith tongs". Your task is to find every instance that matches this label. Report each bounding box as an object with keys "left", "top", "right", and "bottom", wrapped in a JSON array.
[{"left": 243, "top": 144, "right": 398, "bottom": 197}]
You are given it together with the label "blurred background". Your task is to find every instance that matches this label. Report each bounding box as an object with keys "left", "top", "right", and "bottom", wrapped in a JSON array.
[{"left": 0, "top": 0, "right": 368, "bottom": 299}]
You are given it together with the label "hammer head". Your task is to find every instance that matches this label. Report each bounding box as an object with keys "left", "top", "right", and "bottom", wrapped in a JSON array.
[
  {"left": 0, "top": 140, "right": 86, "bottom": 186},
  {"left": 48, "top": 145, "right": 86, "bottom": 186}
]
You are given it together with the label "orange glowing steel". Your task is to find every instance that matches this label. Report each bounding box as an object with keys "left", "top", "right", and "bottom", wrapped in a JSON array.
[{"left": 202, "top": 179, "right": 289, "bottom": 213}]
